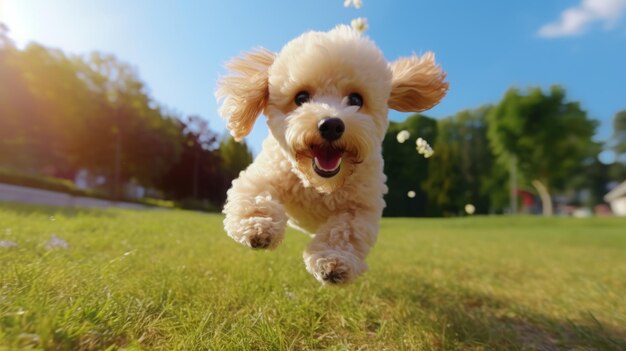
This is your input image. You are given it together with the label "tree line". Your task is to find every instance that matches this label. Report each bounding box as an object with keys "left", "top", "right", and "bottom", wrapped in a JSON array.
[
  {"left": 2, "top": 24, "right": 625, "bottom": 215},
  {"left": 0, "top": 24, "right": 252, "bottom": 209},
  {"left": 383, "top": 87, "right": 626, "bottom": 217}
]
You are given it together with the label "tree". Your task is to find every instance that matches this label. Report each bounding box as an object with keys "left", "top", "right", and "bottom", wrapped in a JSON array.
[
  {"left": 487, "top": 86, "right": 599, "bottom": 215},
  {"left": 160, "top": 116, "right": 227, "bottom": 206},
  {"left": 218, "top": 136, "right": 254, "bottom": 181},
  {"left": 0, "top": 30, "right": 185, "bottom": 200},
  {"left": 72, "top": 53, "right": 183, "bottom": 193},
  {"left": 382, "top": 114, "right": 437, "bottom": 217},
  {"left": 424, "top": 107, "right": 508, "bottom": 216},
  {"left": 611, "top": 110, "right": 626, "bottom": 162}
]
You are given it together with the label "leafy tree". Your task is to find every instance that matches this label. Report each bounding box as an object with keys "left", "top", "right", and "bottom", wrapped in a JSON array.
[
  {"left": 160, "top": 116, "right": 226, "bottom": 206},
  {"left": 0, "top": 22, "right": 13, "bottom": 48},
  {"left": 382, "top": 114, "right": 437, "bottom": 217},
  {"left": 72, "top": 53, "right": 183, "bottom": 193},
  {"left": 0, "top": 30, "right": 185, "bottom": 200},
  {"left": 487, "top": 86, "right": 599, "bottom": 215},
  {"left": 611, "top": 110, "right": 626, "bottom": 161},
  {"left": 606, "top": 111, "right": 626, "bottom": 183},
  {"left": 424, "top": 107, "right": 508, "bottom": 216},
  {"left": 218, "top": 136, "right": 254, "bottom": 181}
]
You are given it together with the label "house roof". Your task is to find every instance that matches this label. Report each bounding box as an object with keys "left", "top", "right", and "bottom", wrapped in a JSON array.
[{"left": 604, "top": 180, "right": 626, "bottom": 202}]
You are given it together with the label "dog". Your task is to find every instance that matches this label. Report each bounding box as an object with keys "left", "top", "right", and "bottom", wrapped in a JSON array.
[{"left": 216, "top": 25, "right": 447, "bottom": 284}]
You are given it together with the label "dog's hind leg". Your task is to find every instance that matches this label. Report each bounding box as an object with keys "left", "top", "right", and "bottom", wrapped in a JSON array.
[
  {"left": 222, "top": 170, "right": 288, "bottom": 250},
  {"left": 303, "top": 211, "right": 379, "bottom": 284}
]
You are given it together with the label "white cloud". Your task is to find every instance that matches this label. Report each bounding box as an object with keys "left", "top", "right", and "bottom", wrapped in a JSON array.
[{"left": 538, "top": 0, "right": 626, "bottom": 38}]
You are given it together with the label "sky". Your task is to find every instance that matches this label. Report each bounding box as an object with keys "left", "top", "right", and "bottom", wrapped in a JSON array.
[{"left": 1, "top": 0, "right": 625, "bottom": 161}]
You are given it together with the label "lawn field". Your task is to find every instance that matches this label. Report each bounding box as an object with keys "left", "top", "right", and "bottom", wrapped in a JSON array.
[{"left": 0, "top": 204, "right": 625, "bottom": 350}]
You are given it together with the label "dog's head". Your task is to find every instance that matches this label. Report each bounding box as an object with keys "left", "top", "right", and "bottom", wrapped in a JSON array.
[{"left": 217, "top": 25, "right": 447, "bottom": 193}]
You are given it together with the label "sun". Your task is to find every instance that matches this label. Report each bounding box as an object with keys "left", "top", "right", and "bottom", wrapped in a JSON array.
[{"left": 0, "top": 1, "right": 38, "bottom": 46}]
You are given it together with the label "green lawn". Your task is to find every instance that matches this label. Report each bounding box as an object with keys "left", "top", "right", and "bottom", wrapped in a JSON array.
[{"left": 0, "top": 204, "right": 625, "bottom": 350}]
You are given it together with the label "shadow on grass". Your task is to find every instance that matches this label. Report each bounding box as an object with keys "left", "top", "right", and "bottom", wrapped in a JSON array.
[
  {"left": 381, "top": 274, "right": 626, "bottom": 351},
  {"left": 0, "top": 202, "right": 119, "bottom": 219}
]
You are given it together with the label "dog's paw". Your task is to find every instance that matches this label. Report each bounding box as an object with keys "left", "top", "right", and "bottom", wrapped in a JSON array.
[
  {"left": 223, "top": 193, "right": 287, "bottom": 250},
  {"left": 227, "top": 215, "right": 285, "bottom": 250},
  {"left": 240, "top": 216, "right": 284, "bottom": 249},
  {"left": 304, "top": 250, "right": 367, "bottom": 285}
]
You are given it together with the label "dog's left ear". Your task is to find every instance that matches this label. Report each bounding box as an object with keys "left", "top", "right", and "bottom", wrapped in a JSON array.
[
  {"left": 388, "top": 52, "right": 448, "bottom": 112},
  {"left": 216, "top": 48, "right": 275, "bottom": 141}
]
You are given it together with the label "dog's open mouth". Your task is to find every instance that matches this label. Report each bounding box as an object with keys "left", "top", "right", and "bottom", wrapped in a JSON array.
[{"left": 311, "top": 145, "right": 343, "bottom": 178}]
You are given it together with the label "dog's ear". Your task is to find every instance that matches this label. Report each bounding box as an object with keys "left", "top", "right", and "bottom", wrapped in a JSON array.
[
  {"left": 388, "top": 52, "right": 448, "bottom": 112},
  {"left": 216, "top": 48, "right": 275, "bottom": 141}
]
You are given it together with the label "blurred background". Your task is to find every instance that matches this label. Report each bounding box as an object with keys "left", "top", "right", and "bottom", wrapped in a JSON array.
[{"left": 0, "top": 0, "right": 625, "bottom": 217}]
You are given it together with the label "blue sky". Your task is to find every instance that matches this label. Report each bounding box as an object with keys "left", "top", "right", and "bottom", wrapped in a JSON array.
[{"left": 1, "top": 0, "right": 625, "bottom": 160}]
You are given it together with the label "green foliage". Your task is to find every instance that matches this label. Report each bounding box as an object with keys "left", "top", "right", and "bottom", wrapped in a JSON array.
[
  {"left": 0, "top": 167, "right": 86, "bottom": 195},
  {"left": 382, "top": 114, "right": 437, "bottom": 217},
  {"left": 0, "top": 28, "right": 232, "bottom": 207},
  {"left": 1, "top": 205, "right": 625, "bottom": 350},
  {"left": 159, "top": 116, "right": 225, "bottom": 206},
  {"left": 219, "top": 136, "right": 254, "bottom": 180},
  {"left": 0, "top": 41, "right": 183, "bottom": 186},
  {"left": 611, "top": 110, "right": 626, "bottom": 158},
  {"left": 425, "top": 107, "right": 508, "bottom": 216},
  {"left": 487, "top": 86, "right": 599, "bottom": 193}
]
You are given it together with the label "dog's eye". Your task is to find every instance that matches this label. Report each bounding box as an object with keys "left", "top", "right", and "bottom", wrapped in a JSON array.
[
  {"left": 295, "top": 91, "right": 310, "bottom": 106},
  {"left": 347, "top": 93, "right": 363, "bottom": 108}
]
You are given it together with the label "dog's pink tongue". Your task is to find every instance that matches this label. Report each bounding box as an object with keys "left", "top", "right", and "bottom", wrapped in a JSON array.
[{"left": 313, "top": 147, "right": 342, "bottom": 170}]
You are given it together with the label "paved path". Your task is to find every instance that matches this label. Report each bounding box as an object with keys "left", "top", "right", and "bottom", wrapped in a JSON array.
[{"left": 0, "top": 183, "right": 151, "bottom": 209}]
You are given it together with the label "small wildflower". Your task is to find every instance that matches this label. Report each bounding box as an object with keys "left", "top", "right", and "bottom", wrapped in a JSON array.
[
  {"left": 416, "top": 137, "right": 434, "bottom": 158},
  {"left": 351, "top": 17, "right": 368, "bottom": 33},
  {"left": 344, "top": 0, "right": 363, "bottom": 9},
  {"left": 396, "top": 130, "right": 410, "bottom": 143},
  {"left": 45, "top": 234, "right": 69, "bottom": 250},
  {"left": 407, "top": 190, "right": 416, "bottom": 198},
  {"left": 0, "top": 240, "right": 18, "bottom": 248},
  {"left": 465, "top": 204, "right": 476, "bottom": 215}
]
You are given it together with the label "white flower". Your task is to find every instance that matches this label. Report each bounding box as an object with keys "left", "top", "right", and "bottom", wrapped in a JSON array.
[
  {"left": 465, "top": 204, "right": 476, "bottom": 215},
  {"left": 416, "top": 137, "right": 434, "bottom": 158},
  {"left": 407, "top": 190, "right": 416, "bottom": 198},
  {"left": 351, "top": 17, "right": 368, "bottom": 33},
  {"left": 45, "top": 234, "right": 69, "bottom": 250},
  {"left": 396, "top": 130, "right": 410, "bottom": 143},
  {"left": 0, "top": 240, "right": 18, "bottom": 248},
  {"left": 344, "top": 0, "right": 363, "bottom": 9}
]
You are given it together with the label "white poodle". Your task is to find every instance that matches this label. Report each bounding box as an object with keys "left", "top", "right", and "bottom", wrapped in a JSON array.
[{"left": 216, "top": 25, "right": 447, "bottom": 284}]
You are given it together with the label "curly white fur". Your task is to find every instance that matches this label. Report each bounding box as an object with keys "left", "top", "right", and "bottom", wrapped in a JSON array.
[{"left": 216, "top": 25, "right": 448, "bottom": 284}]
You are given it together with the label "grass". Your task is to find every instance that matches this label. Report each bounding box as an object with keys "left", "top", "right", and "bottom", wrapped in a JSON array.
[{"left": 0, "top": 204, "right": 625, "bottom": 350}]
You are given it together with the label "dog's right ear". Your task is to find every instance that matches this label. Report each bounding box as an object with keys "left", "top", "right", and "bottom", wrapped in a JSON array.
[{"left": 216, "top": 48, "right": 275, "bottom": 141}]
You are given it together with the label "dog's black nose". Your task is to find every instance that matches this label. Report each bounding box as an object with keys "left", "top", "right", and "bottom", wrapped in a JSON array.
[{"left": 318, "top": 117, "right": 345, "bottom": 142}]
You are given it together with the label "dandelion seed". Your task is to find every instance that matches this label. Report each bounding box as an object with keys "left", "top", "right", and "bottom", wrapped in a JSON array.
[
  {"left": 407, "top": 191, "right": 416, "bottom": 198},
  {"left": 416, "top": 137, "right": 434, "bottom": 158},
  {"left": 465, "top": 204, "right": 476, "bottom": 215},
  {"left": 396, "top": 130, "right": 410, "bottom": 143},
  {"left": 351, "top": 17, "right": 368, "bottom": 33},
  {"left": 344, "top": 0, "right": 363, "bottom": 9}
]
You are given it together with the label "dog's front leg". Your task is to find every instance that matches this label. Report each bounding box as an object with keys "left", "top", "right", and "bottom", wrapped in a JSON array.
[
  {"left": 303, "top": 211, "right": 379, "bottom": 284},
  {"left": 222, "top": 170, "right": 288, "bottom": 250}
]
